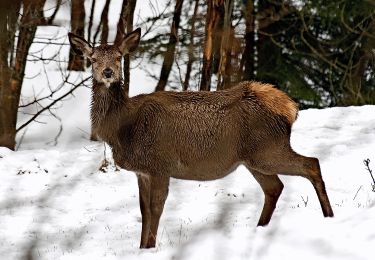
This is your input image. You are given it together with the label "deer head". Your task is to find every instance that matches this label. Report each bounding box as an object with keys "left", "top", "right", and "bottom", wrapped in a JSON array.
[{"left": 68, "top": 28, "right": 141, "bottom": 88}]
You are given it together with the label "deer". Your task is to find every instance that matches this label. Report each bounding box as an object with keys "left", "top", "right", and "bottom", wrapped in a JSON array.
[{"left": 68, "top": 28, "right": 334, "bottom": 249}]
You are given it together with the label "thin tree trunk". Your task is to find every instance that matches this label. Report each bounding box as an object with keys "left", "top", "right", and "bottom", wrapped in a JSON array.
[
  {"left": 68, "top": 0, "right": 85, "bottom": 71},
  {"left": 115, "top": 0, "right": 129, "bottom": 44},
  {"left": 87, "top": 0, "right": 96, "bottom": 43},
  {"left": 122, "top": 0, "right": 137, "bottom": 95},
  {"left": 240, "top": 0, "right": 255, "bottom": 81},
  {"left": 212, "top": 1, "right": 225, "bottom": 76},
  {"left": 343, "top": 20, "right": 375, "bottom": 105},
  {"left": 0, "top": 0, "right": 45, "bottom": 150},
  {"left": 155, "top": 0, "right": 184, "bottom": 91},
  {"left": 43, "top": 0, "right": 62, "bottom": 25},
  {"left": 100, "top": 0, "right": 110, "bottom": 44},
  {"left": 183, "top": 0, "right": 199, "bottom": 91},
  {"left": 115, "top": 0, "right": 137, "bottom": 95},
  {"left": 93, "top": 0, "right": 111, "bottom": 45},
  {"left": 217, "top": 0, "right": 234, "bottom": 90},
  {"left": 200, "top": 0, "right": 224, "bottom": 91},
  {"left": 86, "top": 0, "right": 96, "bottom": 67}
]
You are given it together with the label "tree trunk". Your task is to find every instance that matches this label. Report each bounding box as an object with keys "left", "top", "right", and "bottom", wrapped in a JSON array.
[
  {"left": 100, "top": 0, "right": 111, "bottom": 44},
  {"left": 343, "top": 19, "right": 375, "bottom": 105},
  {"left": 0, "top": 1, "right": 19, "bottom": 149},
  {"left": 68, "top": 0, "right": 85, "bottom": 71},
  {"left": 45, "top": 0, "right": 62, "bottom": 25},
  {"left": 115, "top": 0, "right": 129, "bottom": 43},
  {"left": 200, "top": 0, "right": 224, "bottom": 91},
  {"left": 86, "top": 0, "right": 96, "bottom": 60},
  {"left": 87, "top": 0, "right": 96, "bottom": 43},
  {"left": 0, "top": 0, "right": 45, "bottom": 150},
  {"left": 155, "top": 0, "right": 184, "bottom": 91},
  {"left": 240, "top": 0, "right": 255, "bottom": 81},
  {"left": 86, "top": 0, "right": 96, "bottom": 67},
  {"left": 115, "top": 0, "right": 137, "bottom": 95},
  {"left": 93, "top": 0, "right": 111, "bottom": 45},
  {"left": 183, "top": 0, "right": 200, "bottom": 91},
  {"left": 217, "top": 0, "right": 234, "bottom": 90}
]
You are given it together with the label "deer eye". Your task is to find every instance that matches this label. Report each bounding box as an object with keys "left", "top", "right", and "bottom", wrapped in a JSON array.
[
  {"left": 116, "top": 57, "right": 122, "bottom": 62},
  {"left": 91, "top": 58, "right": 97, "bottom": 63}
]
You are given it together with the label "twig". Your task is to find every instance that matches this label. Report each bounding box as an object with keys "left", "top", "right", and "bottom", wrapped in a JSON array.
[
  {"left": 46, "top": 113, "right": 63, "bottom": 146},
  {"left": 174, "top": 50, "right": 184, "bottom": 90},
  {"left": 301, "top": 195, "right": 308, "bottom": 207},
  {"left": 364, "top": 159, "right": 375, "bottom": 192},
  {"left": 135, "top": 0, "right": 172, "bottom": 39},
  {"left": 15, "top": 127, "right": 28, "bottom": 151},
  {"left": 353, "top": 185, "right": 363, "bottom": 201},
  {"left": 83, "top": 146, "right": 95, "bottom": 152}
]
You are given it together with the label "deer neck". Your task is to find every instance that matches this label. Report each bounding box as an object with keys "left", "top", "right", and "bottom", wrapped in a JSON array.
[{"left": 90, "top": 80, "right": 128, "bottom": 139}]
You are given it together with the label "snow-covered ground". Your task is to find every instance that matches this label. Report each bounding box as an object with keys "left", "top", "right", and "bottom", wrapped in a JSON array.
[
  {"left": 1, "top": 102, "right": 375, "bottom": 259},
  {"left": 1, "top": 1, "right": 375, "bottom": 259}
]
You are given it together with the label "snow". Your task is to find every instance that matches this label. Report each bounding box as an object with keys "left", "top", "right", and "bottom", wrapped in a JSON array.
[
  {"left": 2, "top": 103, "right": 375, "bottom": 259},
  {"left": 1, "top": 0, "right": 375, "bottom": 259}
]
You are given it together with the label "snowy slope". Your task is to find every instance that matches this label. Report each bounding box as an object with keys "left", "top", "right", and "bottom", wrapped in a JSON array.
[{"left": 1, "top": 105, "right": 375, "bottom": 260}]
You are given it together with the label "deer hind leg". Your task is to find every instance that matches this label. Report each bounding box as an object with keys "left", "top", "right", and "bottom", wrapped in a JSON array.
[
  {"left": 146, "top": 176, "right": 170, "bottom": 248},
  {"left": 248, "top": 169, "right": 284, "bottom": 226},
  {"left": 294, "top": 155, "right": 334, "bottom": 217},
  {"left": 251, "top": 149, "right": 334, "bottom": 218},
  {"left": 137, "top": 174, "right": 151, "bottom": 248}
]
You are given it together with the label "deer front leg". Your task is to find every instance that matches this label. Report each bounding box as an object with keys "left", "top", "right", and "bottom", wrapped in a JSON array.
[
  {"left": 138, "top": 174, "right": 170, "bottom": 248},
  {"left": 146, "top": 176, "right": 170, "bottom": 248},
  {"left": 137, "top": 174, "right": 151, "bottom": 248}
]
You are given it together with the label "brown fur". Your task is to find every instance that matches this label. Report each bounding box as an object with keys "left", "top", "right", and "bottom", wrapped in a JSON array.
[
  {"left": 239, "top": 81, "right": 298, "bottom": 124},
  {"left": 69, "top": 29, "right": 334, "bottom": 249}
]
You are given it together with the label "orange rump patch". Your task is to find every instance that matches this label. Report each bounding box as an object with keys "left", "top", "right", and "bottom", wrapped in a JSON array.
[{"left": 244, "top": 81, "right": 299, "bottom": 124}]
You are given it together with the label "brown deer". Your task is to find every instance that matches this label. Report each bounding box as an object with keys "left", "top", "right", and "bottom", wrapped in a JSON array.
[{"left": 68, "top": 28, "right": 334, "bottom": 249}]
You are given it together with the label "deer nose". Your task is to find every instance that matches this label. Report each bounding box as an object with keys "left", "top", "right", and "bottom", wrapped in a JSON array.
[{"left": 103, "top": 68, "right": 113, "bottom": 78}]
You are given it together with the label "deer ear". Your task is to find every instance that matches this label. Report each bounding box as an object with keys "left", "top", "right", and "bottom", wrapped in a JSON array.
[
  {"left": 117, "top": 28, "right": 141, "bottom": 55},
  {"left": 68, "top": 33, "right": 93, "bottom": 58}
]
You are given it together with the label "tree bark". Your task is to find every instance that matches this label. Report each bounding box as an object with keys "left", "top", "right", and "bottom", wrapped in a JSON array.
[
  {"left": 93, "top": 0, "right": 111, "bottom": 45},
  {"left": 343, "top": 19, "right": 375, "bottom": 105},
  {"left": 155, "top": 0, "right": 184, "bottom": 91},
  {"left": 240, "top": 0, "right": 255, "bottom": 81},
  {"left": 87, "top": 0, "right": 96, "bottom": 44},
  {"left": 115, "top": 0, "right": 137, "bottom": 95},
  {"left": 0, "top": 1, "right": 20, "bottom": 149},
  {"left": 200, "top": 0, "right": 224, "bottom": 91},
  {"left": 217, "top": 0, "right": 234, "bottom": 90},
  {"left": 68, "top": 0, "right": 85, "bottom": 71},
  {"left": 183, "top": 0, "right": 200, "bottom": 91},
  {"left": 42, "top": 0, "right": 62, "bottom": 25},
  {"left": 115, "top": 0, "right": 129, "bottom": 44},
  {"left": 100, "top": 0, "right": 110, "bottom": 44},
  {"left": 0, "top": 0, "right": 45, "bottom": 150},
  {"left": 86, "top": 0, "right": 96, "bottom": 67}
]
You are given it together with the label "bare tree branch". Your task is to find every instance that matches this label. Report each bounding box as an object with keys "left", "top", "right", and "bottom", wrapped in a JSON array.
[{"left": 16, "top": 76, "right": 92, "bottom": 133}]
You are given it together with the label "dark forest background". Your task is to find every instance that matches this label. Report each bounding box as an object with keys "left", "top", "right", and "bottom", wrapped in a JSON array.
[{"left": 0, "top": 0, "right": 374, "bottom": 150}]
